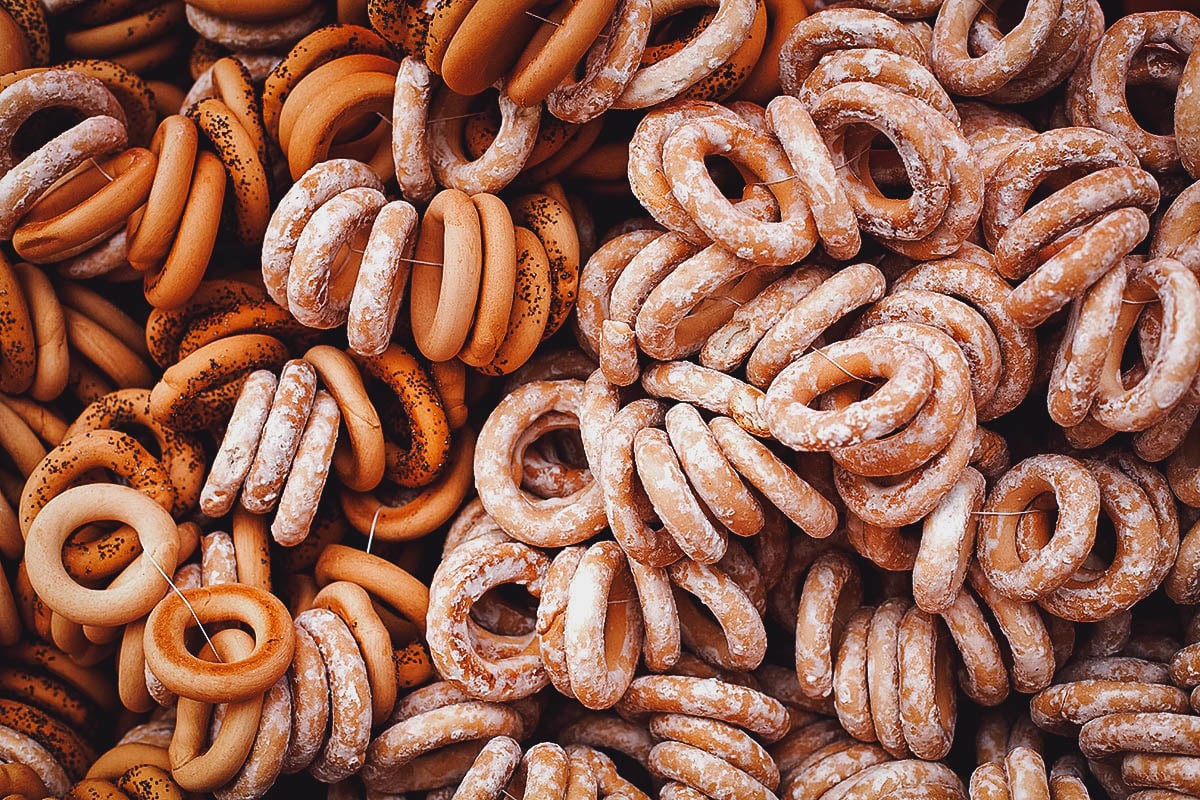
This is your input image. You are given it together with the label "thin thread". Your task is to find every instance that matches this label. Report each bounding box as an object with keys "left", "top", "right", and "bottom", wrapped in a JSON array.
[
  {"left": 970, "top": 509, "right": 1050, "bottom": 517},
  {"left": 525, "top": 10, "right": 561, "bottom": 24},
  {"left": 366, "top": 504, "right": 384, "bottom": 555},
  {"left": 749, "top": 174, "right": 799, "bottom": 187},
  {"left": 808, "top": 346, "right": 881, "bottom": 386},
  {"left": 399, "top": 256, "right": 444, "bottom": 267},
  {"left": 427, "top": 111, "right": 488, "bottom": 124},
  {"left": 375, "top": 110, "right": 393, "bottom": 127},
  {"left": 1121, "top": 297, "right": 1158, "bottom": 305},
  {"left": 89, "top": 158, "right": 114, "bottom": 182},
  {"left": 145, "top": 550, "right": 224, "bottom": 663}
]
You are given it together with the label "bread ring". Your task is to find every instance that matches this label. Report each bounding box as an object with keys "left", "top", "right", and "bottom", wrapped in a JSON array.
[
  {"left": 187, "top": 97, "right": 269, "bottom": 246},
  {"left": 617, "top": 674, "right": 790, "bottom": 742},
  {"left": 778, "top": 8, "right": 928, "bottom": 95},
  {"left": 262, "top": 24, "right": 393, "bottom": 141},
  {"left": 616, "top": 0, "right": 756, "bottom": 108},
  {"left": 150, "top": 333, "right": 290, "bottom": 431},
  {"left": 293, "top": 606, "right": 370, "bottom": 782},
  {"left": 1078, "top": 11, "right": 1200, "bottom": 173},
  {"left": 660, "top": 113, "right": 816, "bottom": 265},
  {"left": 477, "top": 226, "right": 552, "bottom": 376},
  {"left": 310, "top": 580, "right": 394, "bottom": 726},
  {"left": 143, "top": 582, "right": 294, "bottom": 704},
  {"left": 272, "top": 389, "right": 340, "bottom": 545},
  {"left": 427, "top": 535, "right": 549, "bottom": 701},
  {"left": 262, "top": 158, "right": 383, "bottom": 311},
  {"left": 185, "top": 3, "right": 325, "bottom": 51},
  {"left": 12, "top": 146, "right": 155, "bottom": 264},
  {"left": 427, "top": 82, "right": 540, "bottom": 194},
  {"left": 407, "top": 188, "right": 482, "bottom": 362},
  {"left": 23, "top": 484, "right": 178, "bottom": 628},
  {"left": 362, "top": 701, "right": 525, "bottom": 790},
  {"left": 0, "top": 0, "right": 48, "bottom": 71}
]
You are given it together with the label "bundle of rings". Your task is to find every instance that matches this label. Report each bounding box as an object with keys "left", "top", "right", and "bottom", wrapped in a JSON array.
[
  {"left": 261, "top": 157, "right": 581, "bottom": 372},
  {"left": 7, "top": 0, "right": 1200, "bottom": 797}
]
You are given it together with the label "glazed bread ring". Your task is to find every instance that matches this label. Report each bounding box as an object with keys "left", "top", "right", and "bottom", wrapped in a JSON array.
[{"left": 143, "top": 582, "right": 294, "bottom": 704}]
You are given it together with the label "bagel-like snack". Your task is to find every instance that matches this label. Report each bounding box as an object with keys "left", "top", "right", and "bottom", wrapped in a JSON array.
[
  {"left": 23, "top": 484, "right": 179, "bottom": 628},
  {"left": 339, "top": 426, "right": 475, "bottom": 541},
  {"left": 302, "top": 344, "right": 385, "bottom": 491},
  {"left": 144, "top": 582, "right": 294, "bottom": 704},
  {"left": 353, "top": 342, "right": 450, "bottom": 487},
  {"left": 150, "top": 333, "right": 290, "bottom": 431},
  {"left": 187, "top": 97, "right": 270, "bottom": 246}
]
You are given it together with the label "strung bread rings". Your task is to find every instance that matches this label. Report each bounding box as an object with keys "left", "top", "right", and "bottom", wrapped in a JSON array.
[
  {"left": 561, "top": 542, "right": 643, "bottom": 707},
  {"left": 64, "top": 387, "right": 205, "bottom": 515},
  {"left": 409, "top": 188, "right": 483, "bottom": 361},
  {"left": 201, "top": 360, "right": 342, "bottom": 545},
  {"left": 763, "top": 335, "right": 934, "bottom": 452},
  {"left": 427, "top": 534, "right": 549, "bottom": 701},
  {"left": 261, "top": 24, "right": 395, "bottom": 144},
  {"left": 22, "top": 484, "right": 179, "bottom": 627},
  {"left": 810, "top": 80, "right": 983, "bottom": 259},
  {"left": 546, "top": 0, "right": 652, "bottom": 123},
  {"left": 143, "top": 582, "right": 293, "bottom": 704},
  {"left": 659, "top": 108, "right": 817, "bottom": 265},
  {"left": 19, "top": 428, "right": 179, "bottom": 538},
  {"left": 56, "top": 1, "right": 188, "bottom": 74},
  {"left": 765, "top": 95, "right": 860, "bottom": 260},
  {"left": 150, "top": 333, "right": 290, "bottom": 431},
  {"left": 350, "top": 342, "right": 450, "bottom": 487},
  {"left": 184, "top": 2, "right": 326, "bottom": 52},
  {"left": 361, "top": 696, "right": 525, "bottom": 791},
  {"left": 1074, "top": 11, "right": 1200, "bottom": 173},
  {"left": 291, "top": 606, "right": 371, "bottom": 781},
  {"left": 793, "top": 47, "right": 957, "bottom": 126},
  {"left": 11, "top": 145, "right": 155, "bottom": 265},
  {"left": 0, "top": 69, "right": 128, "bottom": 240},
  {"left": 435, "top": 0, "right": 617, "bottom": 103},
  {"left": 1090, "top": 258, "right": 1200, "bottom": 433},
  {"left": 476, "top": 379, "right": 606, "bottom": 547},
  {"left": 628, "top": 99, "right": 743, "bottom": 243},
  {"left": 984, "top": 130, "right": 1152, "bottom": 328},
  {"left": 777, "top": 8, "right": 929, "bottom": 96},
  {"left": 648, "top": 712, "right": 780, "bottom": 800},
  {"left": 425, "top": 80, "right": 541, "bottom": 194},
  {"left": 931, "top": 0, "right": 1082, "bottom": 98},
  {"left": 338, "top": 425, "right": 475, "bottom": 541},
  {"left": 894, "top": 253, "right": 1038, "bottom": 421},
  {"left": 185, "top": 96, "right": 269, "bottom": 247},
  {"left": 261, "top": 158, "right": 382, "bottom": 313},
  {"left": 806, "top": 84, "right": 952, "bottom": 241},
  {"left": 145, "top": 279, "right": 317, "bottom": 370},
  {"left": 126, "top": 114, "right": 197, "bottom": 269},
  {"left": 615, "top": 0, "right": 756, "bottom": 108},
  {"left": 167, "top": 627, "right": 265, "bottom": 792},
  {"left": 1032, "top": 458, "right": 1171, "bottom": 622},
  {"left": 976, "top": 454, "right": 1104, "bottom": 604},
  {"left": 618, "top": 674, "right": 791, "bottom": 743},
  {"left": 276, "top": 52, "right": 398, "bottom": 181}
]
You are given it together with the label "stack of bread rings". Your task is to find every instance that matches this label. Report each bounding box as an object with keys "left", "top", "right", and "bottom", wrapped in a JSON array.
[{"left": 7, "top": 0, "right": 1200, "bottom": 798}]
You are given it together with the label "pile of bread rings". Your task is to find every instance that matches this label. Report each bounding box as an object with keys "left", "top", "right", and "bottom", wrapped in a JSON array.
[{"left": 4, "top": 0, "right": 1200, "bottom": 796}]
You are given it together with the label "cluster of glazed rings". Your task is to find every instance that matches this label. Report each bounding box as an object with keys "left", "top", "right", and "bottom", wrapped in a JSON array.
[
  {"left": 201, "top": 342, "right": 451, "bottom": 545},
  {"left": 0, "top": 60, "right": 276, "bottom": 308},
  {"left": 368, "top": 0, "right": 804, "bottom": 116},
  {"left": 263, "top": 157, "right": 581, "bottom": 373}
]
